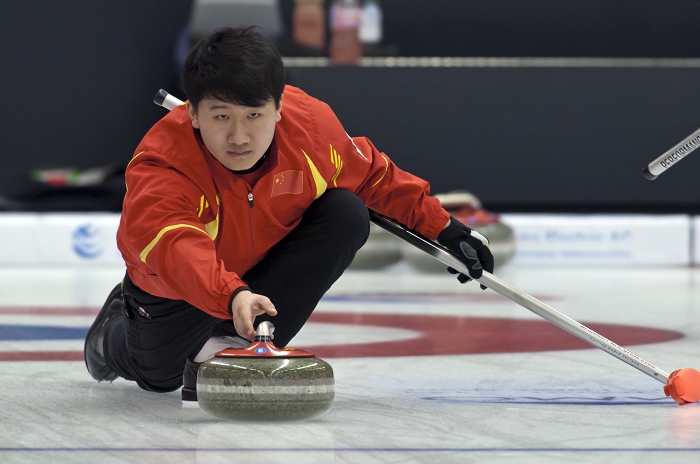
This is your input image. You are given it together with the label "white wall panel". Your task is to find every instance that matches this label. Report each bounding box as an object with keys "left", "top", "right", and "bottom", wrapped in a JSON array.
[{"left": 500, "top": 214, "right": 690, "bottom": 266}]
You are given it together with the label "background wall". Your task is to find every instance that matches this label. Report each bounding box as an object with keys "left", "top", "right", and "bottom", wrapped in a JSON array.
[
  {"left": 0, "top": 0, "right": 192, "bottom": 207},
  {"left": 286, "top": 63, "right": 700, "bottom": 212},
  {"left": 277, "top": 0, "right": 700, "bottom": 58},
  {"left": 2, "top": 0, "right": 700, "bottom": 212}
]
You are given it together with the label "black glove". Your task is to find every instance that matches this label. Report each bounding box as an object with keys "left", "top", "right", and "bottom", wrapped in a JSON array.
[{"left": 436, "top": 217, "right": 495, "bottom": 290}]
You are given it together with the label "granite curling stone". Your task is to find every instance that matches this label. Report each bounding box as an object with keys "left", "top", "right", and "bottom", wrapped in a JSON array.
[{"left": 197, "top": 322, "right": 334, "bottom": 421}]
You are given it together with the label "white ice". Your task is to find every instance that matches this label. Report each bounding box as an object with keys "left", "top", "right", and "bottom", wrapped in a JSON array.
[{"left": 1, "top": 262, "right": 699, "bottom": 463}]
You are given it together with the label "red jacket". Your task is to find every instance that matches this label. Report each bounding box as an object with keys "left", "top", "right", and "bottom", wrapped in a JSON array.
[{"left": 117, "top": 86, "right": 450, "bottom": 319}]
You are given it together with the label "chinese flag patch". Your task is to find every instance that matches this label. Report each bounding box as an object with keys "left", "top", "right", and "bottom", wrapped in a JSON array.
[{"left": 271, "top": 170, "right": 304, "bottom": 196}]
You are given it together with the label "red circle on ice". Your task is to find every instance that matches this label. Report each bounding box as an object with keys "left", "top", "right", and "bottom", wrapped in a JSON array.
[{"left": 0, "top": 305, "right": 683, "bottom": 360}]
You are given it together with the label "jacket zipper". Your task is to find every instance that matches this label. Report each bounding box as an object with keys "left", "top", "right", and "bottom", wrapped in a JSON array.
[{"left": 247, "top": 188, "right": 256, "bottom": 270}]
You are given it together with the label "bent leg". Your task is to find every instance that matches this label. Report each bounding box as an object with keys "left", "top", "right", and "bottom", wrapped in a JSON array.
[
  {"left": 239, "top": 189, "right": 369, "bottom": 347},
  {"left": 103, "top": 275, "right": 223, "bottom": 392},
  {"left": 102, "top": 189, "right": 368, "bottom": 391}
]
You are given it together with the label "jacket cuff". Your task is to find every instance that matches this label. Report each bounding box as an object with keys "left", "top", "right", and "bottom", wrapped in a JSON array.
[
  {"left": 227, "top": 286, "right": 252, "bottom": 317},
  {"left": 421, "top": 207, "right": 451, "bottom": 241}
]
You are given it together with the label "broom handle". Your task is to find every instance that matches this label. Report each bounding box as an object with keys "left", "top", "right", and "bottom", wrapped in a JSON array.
[{"left": 368, "top": 209, "right": 670, "bottom": 384}]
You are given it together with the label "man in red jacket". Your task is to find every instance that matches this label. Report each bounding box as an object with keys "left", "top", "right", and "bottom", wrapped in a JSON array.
[{"left": 84, "top": 26, "right": 493, "bottom": 400}]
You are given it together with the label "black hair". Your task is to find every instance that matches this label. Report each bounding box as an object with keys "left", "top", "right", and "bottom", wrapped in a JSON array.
[{"left": 182, "top": 26, "right": 285, "bottom": 110}]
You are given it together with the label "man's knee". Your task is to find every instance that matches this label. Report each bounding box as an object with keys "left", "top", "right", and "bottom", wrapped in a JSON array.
[{"left": 311, "top": 189, "right": 369, "bottom": 245}]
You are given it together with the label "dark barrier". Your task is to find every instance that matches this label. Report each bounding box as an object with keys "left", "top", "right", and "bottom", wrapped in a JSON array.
[
  {"left": 2, "top": 0, "right": 700, "bottom": 212},
  {"left": 287, "top": 60, "right": 700, "bottom": 212},
  {"left": 0, "top": 0, "right": 192, "bottom": 206}
]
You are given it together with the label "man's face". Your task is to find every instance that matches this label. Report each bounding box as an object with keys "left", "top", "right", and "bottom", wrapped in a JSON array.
[{"left": 187, "top": 96, "right": 282, "bottom": 171}]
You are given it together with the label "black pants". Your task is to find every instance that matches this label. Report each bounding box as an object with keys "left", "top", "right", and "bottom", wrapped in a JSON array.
[{"left": 103, "top": 189, "right": 369, "bottom": 392}]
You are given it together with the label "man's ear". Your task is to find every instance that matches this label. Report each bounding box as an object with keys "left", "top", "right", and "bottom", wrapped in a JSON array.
[
  {"left": 186, "top": 101, "right": 200, "bottom": 129},
  {"left": 276, "top": 94, "right": 284, "bottom": 122}
]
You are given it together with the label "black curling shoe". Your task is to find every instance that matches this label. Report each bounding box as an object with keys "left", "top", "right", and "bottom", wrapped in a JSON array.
[
  {"left": 84, "top": 283, "right": 123, "bottom": 382},
  {"left": 182, "top": 357, "right": 201, "bottom": 402}
]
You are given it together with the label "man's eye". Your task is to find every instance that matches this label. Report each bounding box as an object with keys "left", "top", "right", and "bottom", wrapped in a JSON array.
[
  {"left": 216, "top": 115, "right": 228, "bottom": 120},
  {"left": 248, "top": 113, "right": 260, "bottom": 118}
]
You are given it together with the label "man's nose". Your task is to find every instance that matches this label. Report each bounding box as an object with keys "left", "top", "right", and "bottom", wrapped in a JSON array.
[{"left": 228, "top": 121, "right": 250, "bottom": 145}]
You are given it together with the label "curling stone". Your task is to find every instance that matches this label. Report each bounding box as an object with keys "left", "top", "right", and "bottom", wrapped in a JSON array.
[
  {"left": 402, "top": 191, "right": 516, "bottom": 272},
  {"left": 196, "top": 322, "right": 334, "bottom": 421},
  {"left": 349, "top": 222, "right": 403, "bottom": 269}
]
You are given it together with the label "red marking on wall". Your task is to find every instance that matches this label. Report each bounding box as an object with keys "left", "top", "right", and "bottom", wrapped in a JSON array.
[
  {"left": 0, "top": 351, "right": 84, "bottom": 361},
  {"left": 0, "top": 307, "right": 99, "bottom": 316},
  {"left": 327, "top": 293, "right": 563, "bottom": 303}
]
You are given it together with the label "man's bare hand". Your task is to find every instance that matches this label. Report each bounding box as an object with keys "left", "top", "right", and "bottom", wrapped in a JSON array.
[{"left": 231, "top": 290, "right": 277, "bottom": 339}]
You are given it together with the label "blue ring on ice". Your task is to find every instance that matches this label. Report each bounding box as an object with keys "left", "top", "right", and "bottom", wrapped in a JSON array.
[{"left": 0, "top": 325, "right": 88, "bottom": 341}]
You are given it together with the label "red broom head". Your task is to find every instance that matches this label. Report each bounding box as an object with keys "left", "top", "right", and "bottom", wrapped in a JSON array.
[{"left": 664, "top": 368, "right": 700, "bottom": 405}]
